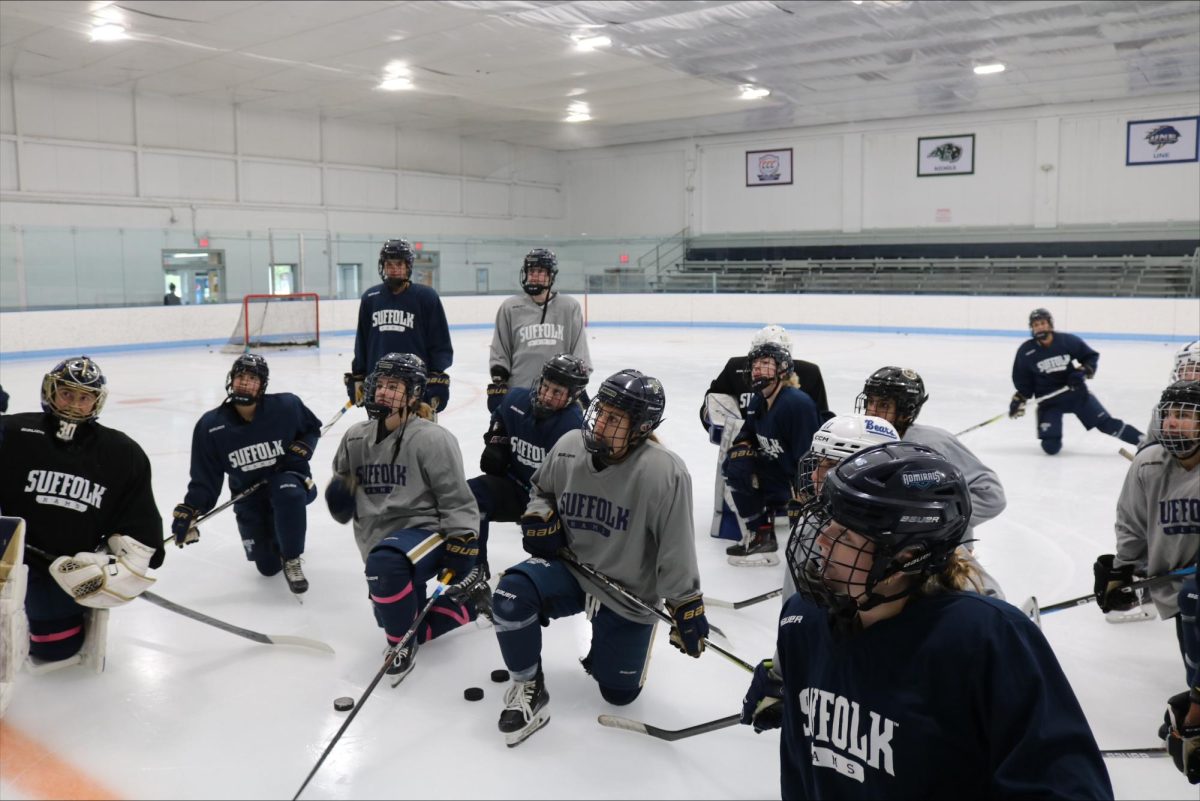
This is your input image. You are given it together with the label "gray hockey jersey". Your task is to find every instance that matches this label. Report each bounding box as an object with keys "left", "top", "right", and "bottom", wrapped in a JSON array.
[
  {"left": 331, "top": 417, "right": 479, "bottom": 561},
  {"left": 904, "top": 423, "right": 1007, "bottom": 538},
  {"left": 489, "top": 292, "right": 591, "bottom": 389},
  {"left": 527, "top": 431, "right": 701, "bottom": 625},
  {"left": 1114, "top": 444, "right": 1200, "bottom": 618}
]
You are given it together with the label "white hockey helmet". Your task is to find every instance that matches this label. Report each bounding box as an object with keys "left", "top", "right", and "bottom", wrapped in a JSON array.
[
  {"left": 750, "top": 324, "right": 792, "bottom": 353},
  {"left": 794, "top": 414, "right": 901, "bottom": 505},
  {"left": 1172, "top": 340, "right": 1200, "bottom": 382}
]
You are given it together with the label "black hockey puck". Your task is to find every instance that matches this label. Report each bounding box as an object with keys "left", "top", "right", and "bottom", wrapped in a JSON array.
[
  {"left": 463, "top": 687, "right": 484, "bottom": 702},
  {"left": 333, "top": 696, "right": 354, "bottom": 712},
  {"left": 490, "top": 669, "right": 510, "bottom": 683}
]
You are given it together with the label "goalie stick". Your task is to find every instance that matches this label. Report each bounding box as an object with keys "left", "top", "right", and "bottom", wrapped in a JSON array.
[
  {"left": 598, "top": 712, "right": 740, "bottom": 741},
  {"left": 706, "top": 587, "right": 782, "bottom": 610},
  {"left": 955, "top": 385, "right": 1071, "bottom": 437},
  {"left": 1021, "top": 565, "right": 1197, "bottom": 627}
]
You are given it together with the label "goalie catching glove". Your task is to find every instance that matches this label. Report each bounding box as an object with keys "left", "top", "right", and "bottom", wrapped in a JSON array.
[{"left": 51, "top": 534, "right": 156, "bottom": 608}]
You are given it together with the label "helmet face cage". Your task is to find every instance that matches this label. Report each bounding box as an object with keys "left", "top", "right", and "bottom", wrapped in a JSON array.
[
  {"left": 225, "top": 354, "right": 270, "bottom": 405},
  {"left": 1173, "top": 340, "right": 1200, "bottom": 382},
  {"left": 532, "top": 354, "right": 588, "bottom": 419},
  {"left": 1154, "top": 380, "right": 1200, "bottom": 457},
  {"left": 378, "top": 239, "right": 415, "bottom": 286},
  {"left": 521, "top": 248, "right": 558, "bottom": 295},
  {"left": 581, "top": 370, "right": 665, "bottom": 461},
  {"left": 364, "top": 353, "right": 428, "bottom": 420},
  {"left": 854, "top": 367, "right": 928, "bottom": 429},
  {"left": 41, "top": 356, "right": 108, "bottom": 423},
  {"left": 747, "top": 342, "right": 793, "bottom": 391}
]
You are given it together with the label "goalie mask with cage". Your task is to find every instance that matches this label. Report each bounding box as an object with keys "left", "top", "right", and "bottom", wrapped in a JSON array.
[
  {"left": 378, "top": 239, "right": 415, "bottom": 289},
  {"left": 521, "top": 248, "right": 558, "bottom": 295},
  {"left": 1154, "top": 379, "right": 1200, "bottom": 458},
  {"left": 364, "top": 352, "right": 428, "bottom": 420},
  {"left": 532, "top": 353, "right": 589, "bottom": 419},
  {"left": 855, "top": 366, "right": 928, "bottom": 433},
  {"left": 786, "top": 441, "right": 971, "bottom": 619},
  {"left": 225, "top": 354, "right": 269, "bottom": 405},
  {"left": 794, "top": 414, "right": 901, "bottom": 507},
  {"left": 1173, "top": 340, "right": 1200, "bottom": 382},
  {"left": 582, "top": 369, "right": 665, "bottom": 462},
  {"left": 747, "top": 341, "right": 793, "bottom": 392},
  {"left": 41, "top": 356, "right": 108, "bottom": 426}
]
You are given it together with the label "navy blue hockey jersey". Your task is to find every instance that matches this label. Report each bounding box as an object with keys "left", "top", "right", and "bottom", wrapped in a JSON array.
[
  {"left": 1011, "top": 332, "right": 1100, "bottom": 400},
  {"left": 491, "top": 386, "right": 584, "bottom": 491},
  {"left": 741, "top": 386, "right": 821, "bottom": 492},
  {"left": 776, "top": 591, "right": 1113, "bottom": 800},
  {"left": 351, "top": 282, "right": 453, "bottom": 376},
  {"left": 183, "top": 394, "right": 320, "bottom": 512}
]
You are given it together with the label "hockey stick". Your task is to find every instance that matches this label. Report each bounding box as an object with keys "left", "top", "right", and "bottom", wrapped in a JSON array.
[
  {"left": 292, "top": 576, "right": 452, "bottom": 801},
  {"left": 1021, "top": 566, "right": 1197, "bottom": 625},
  {"left": 955, "top": 385, "right": 1072, "bottom": 437},
  {"left": 1119, "top": 447, "right": 1135, "bottom": 462},
  {"left": 558, "top": 551, "right": 752, "bottom": 673},
  {"left": 320, "top": 401, "right": 353, "bottom": 436},
  {"left": 598, "top": 712, "right": 741, "bottom": 741},
  {"left": 162, "top": 479, "right": 269, "bottom": 544},
  {"left": 1100, "top": 746, "right": 1167, "bottom": 758},
  {"left": 706, "top": 587, "right": 783, "bottom": 610}
]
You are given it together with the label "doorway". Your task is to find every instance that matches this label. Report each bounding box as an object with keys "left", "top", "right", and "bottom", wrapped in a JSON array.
[
  {"left": 162, "top": 250, "right": 225, "bottom": 304},
  {"left": 337, "top": 263, "right": 361, "bottom": 299},
  {"left": 271, "top": 264, "right": 296, "bottom": 295}
]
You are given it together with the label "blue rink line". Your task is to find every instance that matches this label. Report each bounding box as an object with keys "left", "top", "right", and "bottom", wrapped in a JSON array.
[{"left": 0, "top": 320, "right": 1189, "bottom": 362}]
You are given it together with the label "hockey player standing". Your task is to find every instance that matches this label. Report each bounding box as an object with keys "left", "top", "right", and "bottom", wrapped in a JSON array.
[
  {"left": 742, "top": 441, "right": 1112, "bottom": 799},
  {"left": 172, "top": 354, "right": 320, "bottom": 595},
  {"left": 0, "top": 356, "right": 164, "bottom": 675},
  {"left": 325, "top": 353, "right": 489, "bottom": 681},
  {"left": 486, "top": 248, "right": 591, "bottom": 413},
  {"left": 1009, "top": 308, "right": 1141, "bottom": 454},
  {"left": 491, "top": 369, "right": 708, "bottom": 746},
  {"left": 469, "top": 354, "right": 587, "bottom": 575},
  {"left": 345, "top": 239, "right": 454, "bottom": 412}
]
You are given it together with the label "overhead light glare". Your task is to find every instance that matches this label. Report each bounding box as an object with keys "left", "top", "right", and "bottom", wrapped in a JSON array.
[
  {"left": 171, "top": 252, "right": 208, "bottom": 259},
  {"left": 564, "top": 112, "right": 592, "bottom": 123},
  {"left": 973, "top": 63, "right": 1006, "bottom": 75},
  {"left": 575, "top": 35, "right": 611, "bottom": 51},
  {"left": 89, "top": 23, "right": 126, "bottom": 42},
  {"left": 739, "top": 85, "right": 770, "bottom": 100},
  {"left": 378, "top": 77, "right": 413, "bottom": 91},
  {"left": 567, "top": 87, "right": 587, "bottom": 97},
  {"left": 384, "top": 61, "right": 410, "bottom": 77}
]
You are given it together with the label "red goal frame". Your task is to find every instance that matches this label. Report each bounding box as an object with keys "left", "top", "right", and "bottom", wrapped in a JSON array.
[{"left": 240, "top": 292, "right": 320, "bottom": 348}]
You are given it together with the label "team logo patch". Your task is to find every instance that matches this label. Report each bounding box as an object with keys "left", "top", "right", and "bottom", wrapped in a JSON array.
[
  {"left": 900, "top": 470, "right": 942, "bottom": 490},
  {"left": 900, "top": 368, "right": 919, "bottom": 380},
  {"left": 863, "top": 419, "right": 898, "bottom": 438}
]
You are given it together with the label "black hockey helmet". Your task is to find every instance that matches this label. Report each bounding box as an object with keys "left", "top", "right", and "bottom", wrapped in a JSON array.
[
  {"left": 747, "top": 341, "right": 794, "bottom": 392},
  {"left": 583, "top": 369, "right": 665, "bottom": 462},
  {"left": 365, "top": 352, "right": 428, "bottom": 419},
  {"left": 226, "top": 353, "right": 269, "bottom": 405},
  {"left": 1155, "top": 379, "right": 1200, "bottom": 458},
  {"left": 1028, "top": 307, "right": 1054, "bottom": 328},
  {"left": 521, "top": 248, "right": 558, "bottom": 295},
  {"left": 786, "top": 441, "right": 971, "bottom": 616},
  {"left": 378, "top": 239, "right": 415, "bottom": 288},
  {"left": 41, "top": 355, "right": 107, "bottom": 424},
  {"left": 532, "top": 353, "right": 589, "bottom": 419},
  {"left": 855, "top": 366, "right": 928, "bottom": 433}
]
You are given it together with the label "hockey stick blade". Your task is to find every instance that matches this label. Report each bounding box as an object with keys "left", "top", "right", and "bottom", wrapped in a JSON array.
[
  {"left": 1119, "top": 447, "right": 1135, "bottom": 462},
  {"left": 707, "top": 587, "right": 783, "bottom": 610},
  {"left": 598, "top": 713, "right": 741, "bottom": 742},
  {"left": 1100, "top": 746, "right": 1167, "bottom": 758},
  {"left": 139, "top": 591, "right": 334, "bottom": 654}
]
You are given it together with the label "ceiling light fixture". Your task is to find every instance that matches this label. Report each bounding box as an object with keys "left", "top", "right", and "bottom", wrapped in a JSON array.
[
  {"left": 574, "top": 35, "right": 611, "bottom": 51},
  {"left": 739, "top": 85, "right": 770, "bottom": 100},
  {"left": 973, "top": 63, "right": 1006, "bottom": 75},
  {"left": 378, "top": 77, "right": 413, "bottom": 91},
  {"left": 89, "top": 23, "right": 126, "bottom": 42}
]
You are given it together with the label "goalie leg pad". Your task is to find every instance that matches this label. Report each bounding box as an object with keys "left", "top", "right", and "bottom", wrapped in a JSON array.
[
  {"left": 79, "top": 608, "right": 109, "bottom": 673},
  {"left": 0, "top": 517, "right": 29, "bottom": 717}
]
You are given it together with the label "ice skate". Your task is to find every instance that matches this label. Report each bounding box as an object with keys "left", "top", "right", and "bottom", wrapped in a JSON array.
[
  {"left": 498, "top": 671, "right": 550, "bottom": 747},
  {"left": 386, "top": 641, "right": 417, "bottom": 686},
  {"left": 283, "top": 557, "right": 308, "bottom": 595},
  {"left": 727, "top": 525, "right": 779, "bottom": 567}
]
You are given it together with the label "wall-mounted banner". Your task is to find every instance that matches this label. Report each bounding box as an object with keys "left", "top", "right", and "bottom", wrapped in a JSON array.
[
  {"left": 746, "top": 148, "right": 793, "bottom": 187},
  {"left": 1126, "top": 116, "right": 1199, "bottom": 166},
  {"left": 917, "top": 134, "right": 975, "bottom": 177}
]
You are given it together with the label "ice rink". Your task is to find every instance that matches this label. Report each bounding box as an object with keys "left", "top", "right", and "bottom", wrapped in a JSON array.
[{"left": 0, "top": 324, "right": 1192, "bottom": 800}]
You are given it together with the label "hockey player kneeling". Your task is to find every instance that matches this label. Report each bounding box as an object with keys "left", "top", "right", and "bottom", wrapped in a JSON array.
[
  {"left": 0, "top": 357, "right": 165, "bottom": 685},
  {"left": 491, "top": 369, "right": 708, "bottom": 747}
]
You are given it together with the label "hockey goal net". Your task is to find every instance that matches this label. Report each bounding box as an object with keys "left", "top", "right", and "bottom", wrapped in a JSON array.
[{"left": 223, "top": 293, "right": 320, "bottom": 353}]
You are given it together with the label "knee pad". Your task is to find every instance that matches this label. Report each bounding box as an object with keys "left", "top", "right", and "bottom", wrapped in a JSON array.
[
  {"left": 1040, "top": 438, "right": 1062, "bottom": 455},
  {"left": 494, "top": 571, "right": 540, "bottom": 625},
  {"left": 271, "top": 473, "right": 310, "bottom": 503},
  {"left": 598, "top": 684, "right": 642, "bottom": 706}
]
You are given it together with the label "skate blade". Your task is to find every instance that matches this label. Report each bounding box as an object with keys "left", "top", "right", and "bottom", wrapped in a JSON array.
[
  {"left": 1104, "top": 608, "right": 1155, "bottom": 624},
  {"left": 727, "top": 554, "right": 781, "bottom": 568},
  {"left": 504, "top": 711, "right": 550, "bottom": 747}
]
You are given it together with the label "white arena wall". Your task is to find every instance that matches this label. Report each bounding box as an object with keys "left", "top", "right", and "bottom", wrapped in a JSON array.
[{"left": 1, "top": 294, "right": 1195, "bottom": 360}]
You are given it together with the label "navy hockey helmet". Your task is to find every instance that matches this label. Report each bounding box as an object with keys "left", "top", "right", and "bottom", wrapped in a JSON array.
[
  {"left": 747, "top": 341, "right": 794, "bottom": 392},
  {"left": 855, "top": 366, "right": 928, "bottom": 433},
  {"left": 583, "top": 369, "right": 665, "bottom": 462},
  {"left": 786, "top": 441, "right": 971, "bottom": 616},
  {"left": 1154, "top": 379, "right": 1200, "bottom": 458},
  {"left": 41, "top": 355, "right": 107, "bottom": 424},
  {"left": 226, "top": 353, "right": 269, "bottom": 405},
  {"left": 532, "top": 353, "right": 589, "bottom": 419},
  {"left": 365, "top": 352, "right": 428, "bottom": 420},
  {"left": 1028, "top": 308, "right": 1054, "bottom": 341},
  {"left": 521, "top": 248, "right": 558, "bottom": 295},
  {"left": 378, "top": 239, "right": 415, "bottom": 288}
]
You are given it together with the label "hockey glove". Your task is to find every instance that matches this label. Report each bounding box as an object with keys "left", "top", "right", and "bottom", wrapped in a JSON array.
[
  {"left": 277, "top": 439, "right": 314, "bottom": 474},
  {"left": 324, "top": 476, "right": 356, "bottom": 525},
  {"left": 1008, "top": 392, "right": 1028, "bottom": 419},
  {"left": 1066, "top": 369, "right": 1088, "bottom": 390},
  {"left": 1093, "top": 554, "right": 1136, "bottom": 613},
  {"left": 445, "top": 562, "right": 487, "bottom": 607},
  {"left": 740, "top": 659, "right": 784, "bottom": 733},
  {"left": 668, "top": 596, "right": 708, "bottom": 658},
  {"left": 722, "top": 440, "right": 758, "bottom": 495},
  {"left": 344, "top": 372, "right": 365, "bottom": 406},
  {"left": 521, "top": 509, "right": 566, "bottom": 560},
  {"left": 480, "top": 441, "right": 510, "bottom": 477},
  {"left": 1166, "top": 691, "right": 1200, "bottom": 783},
  {"left": 50, "top": 534, "right": 157, "bottom": 608},
  {"left": 425, "top": 371, "right": 450, "bottom": 411},
  {"left": 438, "top": 534, "right": 480, "bottom": 584},
  {"left": 487, "top": 367, "right": 510, "bottom": 414},
  {"left": 171, "top": 503, "right": 201, "bottom": 548}
]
